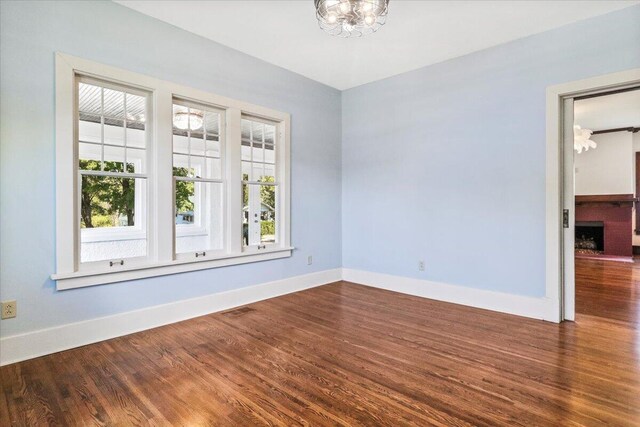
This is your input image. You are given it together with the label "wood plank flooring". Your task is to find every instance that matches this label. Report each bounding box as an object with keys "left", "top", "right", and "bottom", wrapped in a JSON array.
[{"left": 2, "top": 260, "right": 640, "bottom": 426}]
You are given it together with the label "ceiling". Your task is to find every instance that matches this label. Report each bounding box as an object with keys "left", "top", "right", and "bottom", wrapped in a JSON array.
[
  {"left": 575, "top": 89, "right": 640, "bottom": 131},
  {"left": 115, "top": 0, "right": 639, "bottom": 90}
]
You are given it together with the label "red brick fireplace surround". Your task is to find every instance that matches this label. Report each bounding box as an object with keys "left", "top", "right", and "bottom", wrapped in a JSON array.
[{"left": 575, "top": 194, "right": 635, "bottom": 257}]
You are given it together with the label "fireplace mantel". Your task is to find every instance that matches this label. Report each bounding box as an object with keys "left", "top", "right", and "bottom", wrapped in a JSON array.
[{"left": 575, "top": 194, "right": 636, "bottom": 206}]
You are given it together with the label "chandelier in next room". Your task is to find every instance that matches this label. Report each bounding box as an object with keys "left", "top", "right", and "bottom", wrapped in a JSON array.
[
  {"left": 315, "top": 0, "right": 390, "bottom": 38},
  {"left": 574, "top": 125, "right": 597, "bottom": 154}
]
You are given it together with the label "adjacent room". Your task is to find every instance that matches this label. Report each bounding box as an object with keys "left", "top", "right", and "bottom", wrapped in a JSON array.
[
  {"left": 573, "top": 89, "right": 640, "bottom": 322},
  {"left": 1, "top": 1, "right": 639, "bottom": 425}
]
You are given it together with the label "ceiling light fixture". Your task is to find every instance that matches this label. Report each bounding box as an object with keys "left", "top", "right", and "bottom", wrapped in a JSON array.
[
  {"left": 315, "top": 0, "right": 390, "bottom": 38},
  {"left": 574, "top": 125, "right": 597, "bottom": 153}
]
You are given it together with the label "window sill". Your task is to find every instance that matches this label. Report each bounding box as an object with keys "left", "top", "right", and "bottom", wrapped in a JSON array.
[{"left": 51, "top": 247, "right": 294, "bottom": 290}]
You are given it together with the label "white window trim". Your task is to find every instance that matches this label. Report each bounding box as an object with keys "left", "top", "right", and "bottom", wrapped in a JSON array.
[{"left": 53, "top": 53, "right": 292, "bottom": 290}]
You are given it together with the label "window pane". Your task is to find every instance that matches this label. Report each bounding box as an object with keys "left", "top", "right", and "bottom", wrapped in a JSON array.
[
  {"left": 78, "top": 143, "right": 102, "bottom": 169},
  {"left": 126, "top": 147, "right": 145, "bottom": 173},
  {"left": 205, "top": 138, "right": 220, "bottom": 158},
  {"left": 252, "top": 145, "right": 264, "bottom": 163},
  {"left": 175, "top": 180, "right": 195, "bottom": 226},
  {"left": 175, "top": 181, "right": 223, "bottom": 254},
  {"left": 260, "top": 184, "right": 276, "bottom": 244},
  {"left": 78, "top": 114, "right": 101, "bottom": 144},
  {"left": 191, "top": 136, "right": 206, "bottom": 157},
  {"left": 80, "top": 175, "right": 147, "bottom": 263},
  {"left": 103, "top": 145, "right": 127, "bottom": 172},
  {"left": 241, "top": 119, "right": 251, "bottom": 141},
  {"left": 172, "top": 104, "right": 188, "bottom": 132},
  {"left": 263, "top": 164, "right": 276, "bottom": 181},
  {"left": 205, "top": 157, "right": 222, "bottom": 180},
  {"left": 242, "top": 161, "right": 252, "bottom": 181},
  {"left": 126, "top": 126, "right": 145, "bottom": 149},
  {"left": 173, "top": 154, "right": 195, "bottom": 177},
  {"left": 188, "top": 107, "right": 204, "bottom": 133},
  {"left": 264, "top": 124, "right": 276, "bottom": 144},
  {"left": 78, "top": 83, "right": 101, "bottom": 115},
  {"left": 126, "top": 93, "right": 146, "bottom": 128},
  {"left": 243, "top": 183, "right": 277, "bottom": 246},
  {"left": 251, "top": 121, "right": 264, "bottom": 143},
  {"left": 78, "top": 81, "right": 147, "bottom": 173},
  {"left": 204, "top": 110, "right": 220, "bottom": 136},
  {"left": 173, "top": 134, "right": 190, "bottom": 155},
  {"left": 102, "top": 88, "right": 124, "bottom": 119},
  {"left": 252, "top": 163, "right": 264, "bottom": 181},
  {"left": 241, "top": 118, "right": 276, "bottom": 176},
  {"left": 241, "top": 143, "right": 252, "bottom": 161},
  {"left": 264, "top": 144, "right": 275, "bottom": 164},
  {"left": 173, "top": 101, "right": 223, "bottom": 180}
]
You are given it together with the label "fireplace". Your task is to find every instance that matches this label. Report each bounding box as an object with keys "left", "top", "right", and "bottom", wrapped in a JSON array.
[
  {"left": 575, "top": 194, "right": 633, "bottom": 257},
  {"left": 575, "top": 221, "right": 604, "bottom": 254}
]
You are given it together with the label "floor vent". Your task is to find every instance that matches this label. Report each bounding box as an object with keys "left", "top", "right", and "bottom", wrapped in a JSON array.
[{"left": 222, "top": 306, "right": 256, "bottom": 316}]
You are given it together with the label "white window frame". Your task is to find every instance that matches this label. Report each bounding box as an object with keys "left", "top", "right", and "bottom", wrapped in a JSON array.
[{"left": 52, "top": 53, "right": 292, "bottom": 290}]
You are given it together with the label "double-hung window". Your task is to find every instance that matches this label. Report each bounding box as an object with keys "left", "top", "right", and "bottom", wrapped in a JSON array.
[
  {"left": 172, "top": 100, "right": 225, "bottom": 257},
  {"left": 77, "top": 78, "right": 151, "bottom": 267},
  {"left": 241, "top": 117, "right": 279, "bottom": 250},
  {"left": 53, "top": 54, "right": 291, "bottom": 289}
]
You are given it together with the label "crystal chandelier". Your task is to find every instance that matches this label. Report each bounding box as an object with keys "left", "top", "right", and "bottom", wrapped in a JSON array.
[{"left": 315, "top": 0, "right": 390, "bottom": 38}]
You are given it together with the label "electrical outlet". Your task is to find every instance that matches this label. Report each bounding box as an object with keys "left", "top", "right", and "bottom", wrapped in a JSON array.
[
  {"left": 1, "top": 300, "right": 16, "bottom": 319},
  {"left": 418, "top": 260, "right": 425, "bottom": 271},
  {"left": 307, "top": 255, "right": 313, "bottom": 265}
]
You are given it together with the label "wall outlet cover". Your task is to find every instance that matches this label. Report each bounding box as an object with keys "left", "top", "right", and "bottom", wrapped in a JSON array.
[{"left": 1, "top": 301, "right": 17, "bottom": 319}]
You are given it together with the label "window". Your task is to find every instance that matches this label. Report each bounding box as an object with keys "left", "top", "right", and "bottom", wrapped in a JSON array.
[
  {"left": 172, "top": 100, "right": 224, "bottom": 257},
  {"left": 53, "top": 54, "right": 291, "bottom": 289},
  {"left": 241, "top": 117, "right": 278, "bottom": 249},
  {"left": 77, "top": 78, "right": 150, "bottom": 266}
]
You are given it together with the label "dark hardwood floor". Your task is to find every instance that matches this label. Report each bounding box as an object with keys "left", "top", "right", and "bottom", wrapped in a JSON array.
[
  {"left": 575, "top": 257, "right": 640, "bottom": 324},
  {"left": 2, "top": 261, "right": 639, "bottom": 426}
]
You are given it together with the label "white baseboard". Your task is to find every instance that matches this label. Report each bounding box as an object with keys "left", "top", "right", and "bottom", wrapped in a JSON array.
[
  {"left": 342, "top": 268, "right": 560, "bottom": 322},
  {"left": 0, "top": 268, "right": 342, "bottom": 366},
  {"left": 1, "top": 267, "right": 560, "bottom": 366}
]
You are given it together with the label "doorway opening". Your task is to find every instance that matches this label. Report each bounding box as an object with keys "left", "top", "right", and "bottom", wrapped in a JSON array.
[
  {"left": 571, "top": 88, "right": 640, "bottom": 322},
  {"left": 559, "top": 82, "right": 640, "bottom": 322}
]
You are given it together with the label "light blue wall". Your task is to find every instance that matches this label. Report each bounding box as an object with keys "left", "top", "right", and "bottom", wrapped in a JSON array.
[
  {"left": 0, "top": 1, "right": 342, "bottom": 336},
  {"left": 341, "top": 6, "right": 640, "bottom": 297},
  {"left": 2, "top": 2, "right": 639, "bottom": 339}
]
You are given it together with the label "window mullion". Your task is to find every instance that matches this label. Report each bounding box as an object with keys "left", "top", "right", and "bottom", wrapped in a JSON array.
[
  {"left": 154, "top": 88, "right": 174, "bottom": 262},
  {"left": 100, "top": 88, "right": 105, "bottom": 170},
  {"left": 279, "top": 119, "right": 291, "bottom": 248},
  {"left": 226, "top": 108, "right": 242, "bottom": 254}
]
